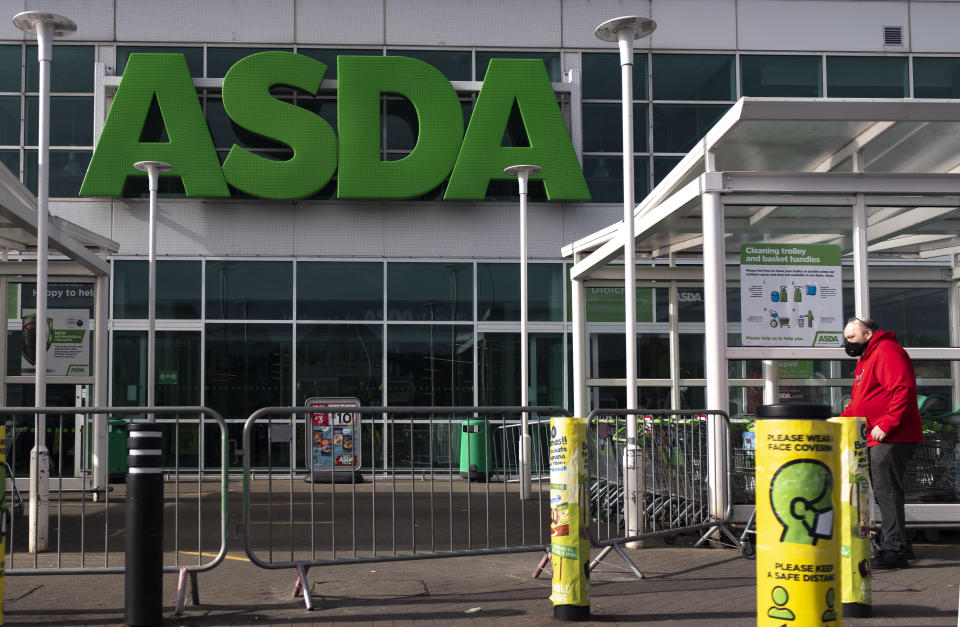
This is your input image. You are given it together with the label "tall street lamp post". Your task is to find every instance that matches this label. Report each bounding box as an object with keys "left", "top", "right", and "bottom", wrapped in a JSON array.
[
  {"left": 504, "top": 164, "right": 541, "bottom": 501},
  {"left": 594, "top": 15, "right": 656, "bottom": 543},
  {"left": 13, "top": 10, "right": 76, "bottom": 554},
  {"left": 133, "top": 161, "right": 172, "bottom": 422}
]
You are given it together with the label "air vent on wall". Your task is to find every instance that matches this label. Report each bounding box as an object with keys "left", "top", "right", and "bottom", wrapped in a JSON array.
[{"left": 883, "top": 26, "right": 903, "bottom": 46}]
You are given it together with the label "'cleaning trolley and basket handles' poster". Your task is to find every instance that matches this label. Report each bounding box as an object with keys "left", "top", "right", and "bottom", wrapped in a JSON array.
[{"left": 739, "top": 244, "right": 843, "bottom": 347}]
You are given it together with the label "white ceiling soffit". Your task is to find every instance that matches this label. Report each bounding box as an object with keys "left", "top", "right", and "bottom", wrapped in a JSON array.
[
  {"left": 0, "top": 164, "right": 115, "bottom": 275},
  {"left": 565, "top": 98, "right": 960, "bottom": 277}
]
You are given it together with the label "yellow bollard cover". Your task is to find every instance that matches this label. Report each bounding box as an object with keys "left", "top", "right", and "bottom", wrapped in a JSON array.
[{"left": 549, "top": 417, "right": 590, "bottom": 608}]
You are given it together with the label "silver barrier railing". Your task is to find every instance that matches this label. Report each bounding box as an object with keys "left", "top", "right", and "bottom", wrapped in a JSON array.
[
  {"left": 1, "top": 406, "right": 229, "bottom": 616},
  {"left": 241, "top": 405, "right": 571, "bottom": 611},
  {"left": 490, "top": 419, "right": 551, "bottom": 482},
  {"left": 585, "top": 409, "right": 734, "bottom": 576}
]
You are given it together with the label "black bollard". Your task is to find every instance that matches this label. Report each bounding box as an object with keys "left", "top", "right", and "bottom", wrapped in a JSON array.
[{"left": 125, "top": 423, "right": 164, "bottom": 626}]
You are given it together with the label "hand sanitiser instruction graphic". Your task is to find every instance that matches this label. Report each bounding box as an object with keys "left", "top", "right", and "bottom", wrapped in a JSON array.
[{"left": 740, "top": 244, "right": 843, "bottom": 347}]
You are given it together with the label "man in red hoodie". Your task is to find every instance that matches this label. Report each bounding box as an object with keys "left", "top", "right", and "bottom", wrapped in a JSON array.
[{"left": 841, "top": 316, "right": 923, "bottom": 570}]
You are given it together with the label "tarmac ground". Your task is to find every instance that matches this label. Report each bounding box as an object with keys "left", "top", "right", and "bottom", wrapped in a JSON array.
[{"left": 5, "top": 529, "right": 960, "bottom": 626}]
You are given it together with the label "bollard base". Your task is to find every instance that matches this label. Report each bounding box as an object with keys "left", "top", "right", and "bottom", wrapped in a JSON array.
[
  {"left": 842, "top": 602, "right": 872, "bottom": 618},
  {"left": 554, "top": 604, "right": 590, "bottom": 621}
]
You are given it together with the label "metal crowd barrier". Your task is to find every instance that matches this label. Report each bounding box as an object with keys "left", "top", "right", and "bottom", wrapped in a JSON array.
[
  {"left": 585, "top": 409, "right": 733, "bottom": 576},
  {"left": 240, "top": 405, "right": 571, "bottom": 611},
  {"left": 2, "top": 406, "right": 229, "bottom": 616}
]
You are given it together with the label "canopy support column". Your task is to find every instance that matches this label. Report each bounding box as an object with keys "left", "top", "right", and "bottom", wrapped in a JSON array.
[
  {"left": 702, "top": 173, "right": 729, "bottom": 521},
  {"left": 571, "top": 260, "right": 588, "bottom": 418}
]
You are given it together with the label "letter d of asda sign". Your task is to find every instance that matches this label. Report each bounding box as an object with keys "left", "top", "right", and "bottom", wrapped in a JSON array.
[{"left": 80, "top": 52, "right": 590, "bottom": 201}]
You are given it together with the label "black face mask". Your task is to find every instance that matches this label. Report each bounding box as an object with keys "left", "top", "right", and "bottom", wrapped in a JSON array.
[{"left": 843, "top": 338, "right": 868, "bottom": 357}]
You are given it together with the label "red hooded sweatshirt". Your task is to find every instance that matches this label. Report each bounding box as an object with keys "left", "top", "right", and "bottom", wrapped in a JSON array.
[{"left": 841, "top": 329, "right": 923, "bottom": 446}]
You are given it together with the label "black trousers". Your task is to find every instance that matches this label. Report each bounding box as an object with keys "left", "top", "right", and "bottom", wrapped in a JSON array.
[{"left": 868, "top": 442, "right": 916, "bottom": 555}]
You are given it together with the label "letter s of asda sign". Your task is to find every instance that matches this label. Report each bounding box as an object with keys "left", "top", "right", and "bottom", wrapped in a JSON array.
[{"left": 79, "top": 52, "right": 590, "bottom": 201}]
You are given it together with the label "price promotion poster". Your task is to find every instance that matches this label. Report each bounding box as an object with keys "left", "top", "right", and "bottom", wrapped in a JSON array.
[
  {"left": 306, "top": 397, "right": 361, "bottom": 480},
  {"left": 740, "top": 244, "right": 843, "bottom": 347}
]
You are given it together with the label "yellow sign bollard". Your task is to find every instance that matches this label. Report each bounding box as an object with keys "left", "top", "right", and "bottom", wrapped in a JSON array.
[
  {"left": 830, "top": 416, "right": 872, "bottom": 618},
  {"left": 549, "top": 417, "right": 590, "bottom": 621},
  {"left": 756, "top": 404, "right": 841, "bottom": 627}
]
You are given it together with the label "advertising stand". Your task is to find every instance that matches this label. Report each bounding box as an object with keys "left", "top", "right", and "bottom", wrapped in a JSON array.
[{"left": 305, "top": 397, "right": 361, "bottom": 483}]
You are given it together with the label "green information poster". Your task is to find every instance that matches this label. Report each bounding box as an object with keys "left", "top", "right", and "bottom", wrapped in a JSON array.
[{"left": 739, "top": 244, "right": 843, "bottom": 347}]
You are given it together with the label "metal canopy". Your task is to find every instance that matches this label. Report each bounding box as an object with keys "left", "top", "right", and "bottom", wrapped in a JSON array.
[
  {"left": 0, "top": 164, "right": 116, "bottom": 274},
  {"left": 564, "top": 98, "right": 960, "bottom": 277}
]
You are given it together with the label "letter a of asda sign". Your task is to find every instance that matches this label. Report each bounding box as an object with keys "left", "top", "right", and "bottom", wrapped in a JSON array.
[{"left": 79, "top": 52, "right": 589, "bottom": 201}]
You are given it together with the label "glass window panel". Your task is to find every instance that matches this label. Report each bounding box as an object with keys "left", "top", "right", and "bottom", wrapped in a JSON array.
[
  {"left": 296, "top": 324, "right": 383, "bottom": 406},
  {"left": 387, "top": 325, "right": 473, "bottom": 406},
  {"left": 297, "top": 262, "right": 383, "bottom": 320},
  {"left": 298, "top": 49, "right": 381, "bottom": 81},
  {"left": 477, "top": 263, "right": 563, "bottom": 322},
  {"left": 652, "top": 104, "right": 730, "bottom": 153},
  {"left": 679, "top": 333, "right": 705, "bottom": 378},
  {"left": 590, "top": 385, "right": 674, "bottom": 410},
  {"left": 205, "top": 323, "right": 292, "bottom": 420},
  {"left": 653, "top": 156, "right": 683, "bottom": 185},
  {"left": 0, "top": 45, "right": 20, "bottom": 92},
  {"left": 740, "top": 55, "right": 822, "bottom": 97},
  {"left": 112, "top": 330, "right": 201, "bottom": 407},
  {"left": 24, "top": 149, "right": 90, "bottom": 197},
  {"left": 871, "top": 287, "right": 949, "bottom": 347},
  {"left": 582, "top": 52, "right": 647, "bottom": 100},
  {"left": 206, "top": 261, "right": 292, "bottom": 320},
  {"left": 297, "top": 96, "right": 337, "bottom": 127},
  {"left": 653, "top": 54, "right": 735, "bottom": 101},
  {"left": 0, "top": 149, "right": 18, "bottom": 177},
  {"left": 826, "top": 56, "right": 908, "bottom": 98},
  {"left": 117, "top": 47, "right": 203, "bottom": 77},
  {"left": 112, "top": 260, "right": 202, "bottom": 319},
  {"left": 477, "top": 332, "right": 564, "bottom": 406},
  {"left": 385, "top": 97, "right": 417, "bottom": 151},
  {"left": 387, "top": 263, "right": 472, "bottom": 321},
  {"left": 592, "top": 331, "right": 670, "bottom": 379},
  {"left": 583, "top": 103, "right": 648, "bottom": 152},
  {"left": 582, "top": 155, "right": 650, "bottom": 204},
  {"left": 25, "top": 96, "right": 93, "bottom": 146},
  {"left": 207, "top": 47, "right": 292, "bottom": 77},
  {"left": 387, "top": 49, "right": 471, "bottom": 81},
  {"left": 476, "top": 51, "right": 561, "bottom": 82},
  {"left": 0, "top": 97, "right": 19, "bottom": 145},
  {"left": 913, "top": 57, "right": 960, "bottom": 98},
  {"left": 26, "top": 45, "right": 94, "bottom": 92}
]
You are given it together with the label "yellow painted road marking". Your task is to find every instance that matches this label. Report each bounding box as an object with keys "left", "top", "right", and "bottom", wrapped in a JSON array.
[{"left": 179, "top": 550, "right": 249, "bottom": 563}]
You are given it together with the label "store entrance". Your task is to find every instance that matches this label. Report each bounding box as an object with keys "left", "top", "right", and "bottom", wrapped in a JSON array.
[{"left": 4, "top": 383, "right": 90, "bottom": 479}]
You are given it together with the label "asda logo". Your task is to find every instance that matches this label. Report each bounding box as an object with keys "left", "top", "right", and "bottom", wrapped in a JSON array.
[
  {"left": 813, "top": 333, "right": 840, "bottom": 346},
  {"left": 80, "top": 52, "right": 589, "bottom": 201}
]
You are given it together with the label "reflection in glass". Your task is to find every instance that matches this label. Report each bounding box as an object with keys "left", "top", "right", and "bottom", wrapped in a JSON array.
[
  {"left": 0, "top": 97, "right": 20, "bottom": 145},
  {"left": 477, "top": 263, "right": 563, "bottom": 322},
  {"left": 112, "top": 330, "right": 201, "bottom": 406},
  {"left": 387, "top": 325, "right": 473, "bottom": 406},
  {"left": 206, "top": 261, "right": 292, "bottom": 320},
  {"left": 583, "top": 155, "right": 650, "bottom": 203},
  {"left": 653, "top": 54, "right": 735, "bottom": 100},
  {"left": 26, "top": 45, "right": 94, "bottom": 92},
  {"left": 0, "top": 45, "right": 20, "bottom": 91},
  {"left": 113, "top": 260, "right": 202, "bottom": 319},
  {"left": 24, "top": 150, "right": 91, "bottom": 197},
  {"left": 914, "top": 57, "right": 960, "bottom": 98},
  {"left": 653, "top": 104, "right": 730, "bottom": 153},
  {"left": 476, "top": 51, "right": 561, "bottom": 82},
  {"left": 386, "top": 50, "right": 471, "bottom": 81},
  {"left": 477, "top": 332, "right": 563, "bottom": 406},
  {"left": 582, "top": 52, "right": 648, "bottom": 100},
  {"left": 297, "top": 262, "right": 383, "bottom": 321},
  {"left": 826, "top": 56, "right": 907, "bottom": 98},
  {"left": 296, "top": 324, "right": 382, "bottom": 406},
  {"left": 207, "top": 47, "right": 293, "bottom": 77},
  {"left": 387, "top": 263, "right": 472, "bottom": 321},
  {"left": 740, "top": 55, "right": 821, "bottom": 97},
  {"left": 583, "top": 103, "right": 648, "bottom": 152},
  {"left": 25, "top": 96, "right": 94, "bottom": 146}
]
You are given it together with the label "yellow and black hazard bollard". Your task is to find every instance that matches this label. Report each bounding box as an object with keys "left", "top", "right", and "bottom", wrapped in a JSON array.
[
  {"left": 830, "top": 416, "right": 872, "bottom": 617},
  {"left": 756, "top": 403, "right": 841, "bottom": 627},
  {"left": 549, "top": 417, "right": 590, "bottom": 621}
]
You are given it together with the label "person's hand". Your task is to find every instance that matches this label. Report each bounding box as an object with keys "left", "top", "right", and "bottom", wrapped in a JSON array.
[{"left": 871, "top": 425, "right": 887, "bottom": 442}]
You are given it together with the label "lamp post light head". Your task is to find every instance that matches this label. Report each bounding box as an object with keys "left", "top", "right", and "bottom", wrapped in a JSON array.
[
  {"left": 504, "top": 164, "right": 541, "bottom": 195},
  {"left": 134, "top": 161, "right": 173, "bottom": 174},
  {"left": 12, "top": 11, "right": 77, "bottom": 37},
  {"left": 594, "top": 16, "right": 656, "bottom": 42}
]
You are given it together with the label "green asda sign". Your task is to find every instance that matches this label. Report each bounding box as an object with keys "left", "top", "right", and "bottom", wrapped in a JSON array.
[{"left": 80, "top": 52, "right": 590, "bottom": 201}]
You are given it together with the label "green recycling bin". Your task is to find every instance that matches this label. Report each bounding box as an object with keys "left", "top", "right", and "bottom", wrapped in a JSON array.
[
  {"left": 459, "top": 419, "right": 490, "bottom": 480},
  {"left": 88, "top": 419, "right": 129, "bottom": 481}
]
